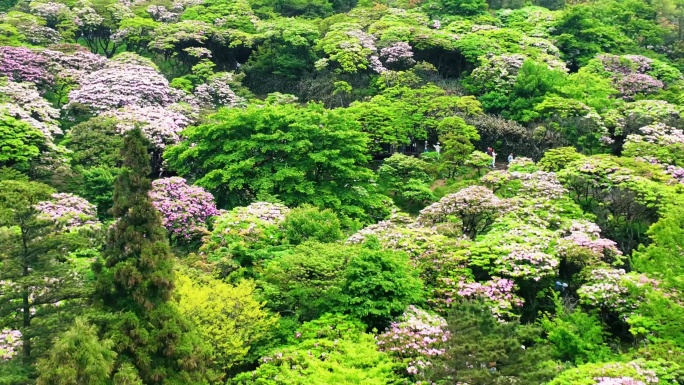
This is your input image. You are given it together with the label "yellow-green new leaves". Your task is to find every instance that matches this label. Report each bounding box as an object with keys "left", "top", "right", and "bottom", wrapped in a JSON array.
[{"left": 175, "top": 272, "right": 278, "bottom": 371}]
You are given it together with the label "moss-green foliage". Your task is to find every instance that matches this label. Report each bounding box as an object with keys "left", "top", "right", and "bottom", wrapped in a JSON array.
[
  {"left": 336, "top": 240, "right": 424, "bottom": 330},
  {"left": 175, "top": 270, "right": 278, "bottom": 372},
  {"left": 36, "top": 318, "right": 117, "bottom": 385},
  {"left": 282, "top": 205, "right": 343, "bottom": 245},
  {"left": 164, "top": 103, "right": 393, "bottom": 224},
  {"left": 0, "top": 115, "right": 45, "bottom": 171},
  {"left": 258, "top": 242, "right": 349, "bottom": 322},
  {"left": 231, "top": 314, "right": 402, "bottom": 384}
]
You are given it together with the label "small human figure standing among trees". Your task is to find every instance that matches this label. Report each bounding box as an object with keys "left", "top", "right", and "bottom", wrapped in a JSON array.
[
  {"left": 491, "top": 149, "right": 497, "bottom": 168},
  {"left": 508, "top": 153, "right": 514, "bottom": 163}
]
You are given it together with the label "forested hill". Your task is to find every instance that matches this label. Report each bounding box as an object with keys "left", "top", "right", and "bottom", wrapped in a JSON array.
[{"left": 2, "top": 0, "right": 684, "bottom": 383}]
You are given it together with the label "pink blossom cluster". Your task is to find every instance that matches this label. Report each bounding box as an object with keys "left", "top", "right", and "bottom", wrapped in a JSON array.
[
  {"left": 510, "top": 171, "right": 567, "bottom": 200},
  {"left": 40, "top": 48, "right": 108, "bottom": 83},
  {"left": 417, "top": 186, "right": 506, "bottom": 226},
  {"left": 23, "top": 25, "right": 62, "bottom": 46},
  {"left": 73, "top": 6, "right": 104, "bottom": 27},
  {"left": 194, "top": 72, "right": 246, "bottom": 109},
  {"left": 227, "top": 202, "right": 291, "bottom": 225},
  {"left": 0, "top": 79, "right": 62, "bottom": 140},
  {"left": 631, "top": 123, "right": 684, "bottom": 145},
  {"left": 0, "top": 329, "right": 22, "bottom": 360},
  {"left": 149, "top": 177, "right": 219, "bottom": 239},
  {"left": 35, "top": 193, "right": 100, "bottom": 231},
  {"left": 595, "top": 377, "right": 646, "bottom": 385},
  {"left": 377, "top": 306, "right": 450, "bottom": 376},
  {"left": 666, "top": 165, "right": 684, "bottom": 183},
  {"left": 0, "top": 46, "right": 52, "bottom": 84},
  {"left": 577, "top": 268, "right": 630, "bottom": 311},
  {"left": 494, "top": 246, "right": 559, "bottom": 281},
  {"left": 597, "top": 54, "right": 649, "bottom": 76},
  {"left": 29, "top": 1, "right": 68, "bottom": 21},
  {"left": 66, "top": 63, "right": 176, "bottom": 113},
  {"left": 380, "top": 42, "right": 415, "bottom": 65},
  {"left": 595, "top": 54, "right": 667, "bottom": 99},
  {"left": 433, "top": 277, "right": 524, "bottom": 319},
  {"left": 558, "top": 220, "right": 621, "bottom": 261},
  {"left": 616, "top": 74, "right": 664, "bottom": 100},
  {"left": 470, "top": 54, "right": 526, "bottom": 93},
  {"left": 347, "top": 220, "right": 395, "bottom": 244},
  {"left": 101, "top": 105, "right": 192, "bottom": 149},
  {"left": 147, "top": 5, "right": 179, "bottom": 22}
]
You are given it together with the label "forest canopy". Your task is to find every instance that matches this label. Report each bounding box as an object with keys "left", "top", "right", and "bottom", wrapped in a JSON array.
[{"left": 1, "top": 0, "right": 684, "bottom": 384}]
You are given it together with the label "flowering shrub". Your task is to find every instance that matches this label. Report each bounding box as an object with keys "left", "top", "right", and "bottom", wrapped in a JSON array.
[
  {"left": 549, "top": 360, "right": 660, "bottom": 385},
  {"left": 616, "top": 73, "right": 664, "bottom": 100},
  {"left": 595, "top": 378, "right": 646, "bottom": 385},
  {"left": 665, "top": 165, "right": 684, "bottom": 183},
  {"left": 377, "top": 306, "right": 450, "bottom": 377},
  {"left": 494, "top": 245, "right": 559, "bottom": 281},
  {"left": 0, "top": 329, "right": 22, "bottom": 360},
  {"left": 557, "top": 220, "right": 622, "bottom": 265},
  {"left": 0, "top": 79, "right": 61, "bottom": 141},
  {"left": 418, "top": 186, "right": 507, "bottom": 238},
  {"left": 0, "top": 46, "right": 51, "bottom": 84},
  {"left": 149, "top": 177, "right": 219, "bottom": 239},
  {"left": 510, "top": 171, "right": 567, "bottom": 200},
  {"left": 432, "top": 277, "right": 524, "bottom": 319},
  {"left": 577, "top": 268, "right": 629, "bottom": 311},
  {"left": 380, "top": 42, "right": 415, "bottom": 68},
  {"left": 66, "top": 63, "right": 176, "bottom": 113},
  {"left": 193, "top": 72, "right": 246, "bottom": 109},
  {"left": 468, "top": 54, "right": 526, "bottom": 94},
  {"left": 35, "top": 193, "right": 100, "bottom": 232},
  {"left": 101, "top": 105, "right": 192, "bottom": 149},
  {"left": 196, "top": 202, "right": 290, "bottom": 275}
]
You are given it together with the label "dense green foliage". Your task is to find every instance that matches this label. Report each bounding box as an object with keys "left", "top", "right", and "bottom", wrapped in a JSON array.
[{"left": 2, "top": 0, "right": 684, "bottom": 383}]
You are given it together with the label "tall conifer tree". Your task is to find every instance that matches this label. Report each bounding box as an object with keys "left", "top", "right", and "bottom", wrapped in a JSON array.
[{"left": 93, "top": 128, "right": 211, "bottom": 384}]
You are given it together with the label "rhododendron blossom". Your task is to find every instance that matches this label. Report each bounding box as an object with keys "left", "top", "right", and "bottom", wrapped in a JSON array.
[
  {"left": 0, "top": 329, "right": 22, "bottom": 360},
  {"left": 433, "top": 277, "right": 524, "bottom": 319},
  {"left": 66, "top": 63, "right": 176, "bottom": 113},
  {"left": 0, "top": 46, "right": 52, "bottom": 84},
  {"left": 149, "top": 177, "right": 220, "bottom": 239},
  {"left": 378, "top": 306, "right": 449, "bottom": 377},
  {"left": 0, "top": 80, "right": 61, "bottom": 140},
  {"left": 101, "top": 105, "right": 193, "bottom": 149},
  {"left": 35, "top": 193, "right": 100, "bottom": 231}
]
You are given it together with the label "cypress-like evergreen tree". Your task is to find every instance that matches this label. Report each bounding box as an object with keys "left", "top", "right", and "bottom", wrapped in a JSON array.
[{"left": 93, "top": 128, "right": 211, "bottom": 384}]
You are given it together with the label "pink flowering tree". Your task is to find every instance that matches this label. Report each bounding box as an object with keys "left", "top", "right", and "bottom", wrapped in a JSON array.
[
  {"left": 34, "top": 193, "right": 101, "bottom": 232},
  {"left": 149, "top": 177, "right": 219, "bottom": 240},
  {"left": 0, "top": 79, "right": 61, "bottom": 142},
  {"left": 193, "top": 72, "right": 246, "bottom": 109},
  {"left": 557, "top": 220, "right": 622, "bottom": 266},
  {"left": 418, "top": 185, "right": 507, "bottom": 238},
  {"left": 432, "top": 277, "right": 524, "bottom": 320},
  {"left": 0, "top": 46, "right": 52, "bottom": 85},
  {"left": 66, "top": 62, "right": 176, "bottom": 113},
  {"left": 0, "top": 329, "right": 22, "bottom": 361},
  {"left": 377, "top": 306, "right": 450, "bottom": 378},
  {"left": 101, "top": 105, "right": 193, "bottom": 150}
]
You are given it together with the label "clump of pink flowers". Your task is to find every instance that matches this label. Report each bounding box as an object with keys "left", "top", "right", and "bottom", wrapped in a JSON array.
[
  {"left": 377, "top": 306, "right": 450, "bottom": 377},
  {"left": 595, "top": 377, "right": 646, "bottom": 385},
  {"left": 35, "top": 193, "right": 100, "bottom": 231},
  {"left": 149, "top": 177, "right": 219, "bottom": 239},
  {"left": 432, "top": 277, "right": 524, "bottom": 320},
  {"left": 0, "top": 329, "right": 22, "bottom": 360}
]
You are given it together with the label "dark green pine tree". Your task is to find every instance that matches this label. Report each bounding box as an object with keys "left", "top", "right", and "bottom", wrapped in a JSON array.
[
  {"left": 426, "top": 300, "right": 559, "bottom": 384},
  {"left": 93, "top": 128, "right": 212, "bottom": 384}
]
